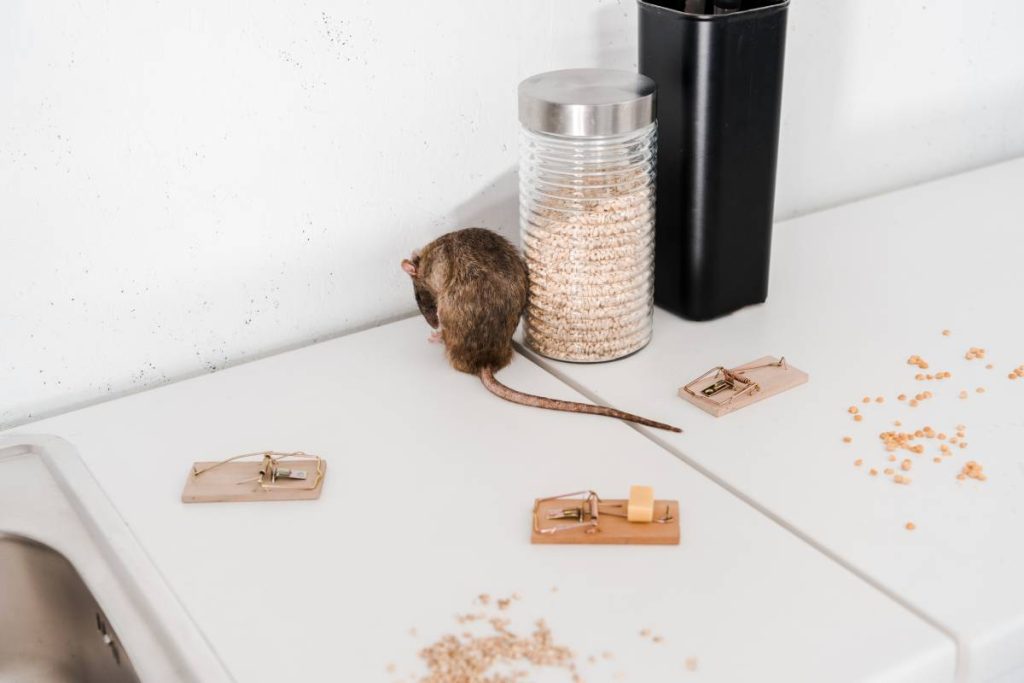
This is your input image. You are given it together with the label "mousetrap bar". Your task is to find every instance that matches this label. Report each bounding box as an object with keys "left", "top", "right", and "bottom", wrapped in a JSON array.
[
  {"left": 531, "top": 488, "right": 680, "bottom": 545},
  {"left": 679, "top": 355, "right": 807, "bottom": 417}
]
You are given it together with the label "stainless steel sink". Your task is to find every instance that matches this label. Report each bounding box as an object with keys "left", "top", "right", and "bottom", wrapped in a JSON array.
[
  {"left": 0, "top": 437, "right": 232, "bottom": 683},
  {"left": 0, "top": 534, "right": 140, "bottom": 683}
]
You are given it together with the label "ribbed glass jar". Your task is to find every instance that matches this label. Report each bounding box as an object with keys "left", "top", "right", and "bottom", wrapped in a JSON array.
[{"left": 519, "top": 70, "right": 656, "bottom": 362}]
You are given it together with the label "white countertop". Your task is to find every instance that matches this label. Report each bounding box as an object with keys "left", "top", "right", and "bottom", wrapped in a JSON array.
[
  {"left": 519, "top": 156, "right": 1024, "bottom": 682},
  {"left": 6, "top": 317, "right": 954, "bottom": 682}
]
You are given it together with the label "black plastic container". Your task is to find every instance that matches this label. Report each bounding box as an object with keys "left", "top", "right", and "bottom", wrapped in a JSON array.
[{"left": 638, "top": 0, "right": 789, "bottom": 321}]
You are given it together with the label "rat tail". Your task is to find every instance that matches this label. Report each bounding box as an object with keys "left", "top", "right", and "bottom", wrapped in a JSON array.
[{"left": 479, "top": 367, "right": 682, "bottom": 433}]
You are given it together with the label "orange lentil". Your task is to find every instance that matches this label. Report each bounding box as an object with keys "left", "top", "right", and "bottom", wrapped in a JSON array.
[
  {"left": 909, "top": 399, "right": 919, "bottom": 407},
  {"left": 976, "top": 387, "right": 986, "bottom": 393},
  {"left": 875, "top": 396, "right": 884, "bottom": 403},
  {"left": 942, "top": 330, "right": 951, "bottom": 336},
  {"left": 843, "top": 436, "right": 852, "bottom": 443},
  {"left": 901, "top": 459, "right": 912, "bottom": 471},
  {"left": 854, "top": 414, "right": 863, "bottom": 422},
  {"left": 869, "top": 468, "right": 878, "bottom": 476},
  {"left": 884, "top": 468, "right": 894, "bottom": 475},
  {"left": 854, "top": 459, "right": 862, "bottom": 466},
  {"left": 862, "top": 396, "right": 871, "bottom": 403},
  {"left": 894, "top": 420, "right": 902, "bottom": 426},
  {"left": 934, "top": 457, "right": 942, "bottom": 463},
  {"left": 888, "top": 454, "right": 897, "bottom": 462},
  {"left": 938, "top": 433, "right": 947, "bottom": 440},
  {"left": 898, "top": 394, "right": 907, "bottom": 401},
  {"left": 959, "top": 391, "right": 968, "bottom": 399},
  {"left": 906, "top": 522, "right": 916, "bottom": 530},
  {"left": 848, "top": 406, "right": 858, "bottom": 414},
  {"left": 960, "top": 442, "right": 967, "bottom": 449}
]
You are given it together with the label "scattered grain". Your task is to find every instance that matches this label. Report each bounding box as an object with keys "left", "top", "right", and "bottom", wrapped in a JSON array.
[
  {"left": 854, "top": 414, "right": 863, "bottom": 422},
  {"left": 854, "top": 459, "right": 863, "bottom": 466},
  {"left": 843, "top": 436, "right": 852, "bottom": 443},
  {"left": 848, "top": 406, "right": 859, "bottom": 414},
  {"left": 901, "top": 459, "right": 912, "bottom": 471},
  {"left": 869, "top": 468, "right": 878, "bottom": 476},
  {"left": 906, "top": 522, "right": 916, "bottom": 530}
]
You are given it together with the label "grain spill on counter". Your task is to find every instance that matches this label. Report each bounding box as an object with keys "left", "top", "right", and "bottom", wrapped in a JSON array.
[{"left": 839, "top": 329, "right": 1011, "bottom": 530}]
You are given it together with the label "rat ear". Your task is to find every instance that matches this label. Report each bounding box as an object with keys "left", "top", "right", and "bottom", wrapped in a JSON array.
[{"left": 401, "top": 258, "right": 417, "bottom": 276}]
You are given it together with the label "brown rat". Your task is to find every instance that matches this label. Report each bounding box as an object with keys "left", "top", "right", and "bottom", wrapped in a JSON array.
[{"left": 401, "top": 227, "right": 681, "bottom": 432}]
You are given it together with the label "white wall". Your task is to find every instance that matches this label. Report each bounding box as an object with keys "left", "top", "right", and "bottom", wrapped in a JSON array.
[{"left": 3, "top": 0, "right": 1024, "bottom": 428}]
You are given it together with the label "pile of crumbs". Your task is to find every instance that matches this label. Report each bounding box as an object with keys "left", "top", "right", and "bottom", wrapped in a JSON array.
[
  {"left": 414, "top": 594, "right": 580, "bottom": 683},
  {"left": 398, "top": 593, "right": 699, "bottom": 681}
]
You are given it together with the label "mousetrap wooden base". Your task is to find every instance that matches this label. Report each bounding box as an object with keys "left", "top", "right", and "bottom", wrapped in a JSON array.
[
  {"left": 679, "top": 355, "right": 808, "bottom": 417},
  {"left": 182, "top": 458, "right": 326, "bottom": 503},
  {"left": 531, "top": 498, "right": 680, "bottom": 545}
]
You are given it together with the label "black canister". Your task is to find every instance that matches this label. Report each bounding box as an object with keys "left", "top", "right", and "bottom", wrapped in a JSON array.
[{"left": 638, "top": 0, "right": 789, "bottom": 321}]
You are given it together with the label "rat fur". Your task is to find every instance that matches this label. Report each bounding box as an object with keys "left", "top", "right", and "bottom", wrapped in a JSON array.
[{"left": 401, "top": 227, "right": 681, "bottom": 432}]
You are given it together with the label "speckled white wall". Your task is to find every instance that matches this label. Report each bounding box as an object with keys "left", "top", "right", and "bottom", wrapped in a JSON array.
[{"left": 2, "top": 1, "right": 1024, "bottom": 428}]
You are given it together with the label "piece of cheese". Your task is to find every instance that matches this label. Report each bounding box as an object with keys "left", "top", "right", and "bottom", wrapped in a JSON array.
[{"left": 627, "top": 485, "right": 654, "bottom": 522}]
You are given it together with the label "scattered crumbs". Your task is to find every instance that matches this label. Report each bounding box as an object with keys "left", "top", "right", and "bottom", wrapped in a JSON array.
[
  {"left": 496, "top": 598, "right": 512, "bottom": 611},
  {"left": 685, "top": 657, "right": 699, "bottom": 672},
  {"left": 906, "top": 522, "right": 916, "bottom": 531}
]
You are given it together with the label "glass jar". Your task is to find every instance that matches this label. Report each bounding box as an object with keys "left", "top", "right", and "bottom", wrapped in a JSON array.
[{"left": 518, "top": 69, "right": 657, "bottom": 362}]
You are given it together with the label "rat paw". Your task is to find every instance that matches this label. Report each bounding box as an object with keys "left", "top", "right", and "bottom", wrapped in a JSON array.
[{"left": 428, "top": 330, "right": 444, "bottom": 344}]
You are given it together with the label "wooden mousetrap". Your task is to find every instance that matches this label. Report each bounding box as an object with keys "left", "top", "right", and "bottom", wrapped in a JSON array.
[
  {"left": 531, "top": 487, "right": 680, "bottom": 545},
  {"left": 182, "top": 451, "right": 326, "bottom": 503},
  {"left": 679, "top": 355, "right": 808, "bottom": 417}
]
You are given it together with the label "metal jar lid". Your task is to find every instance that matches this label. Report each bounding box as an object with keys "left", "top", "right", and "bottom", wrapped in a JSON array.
[{"left": 518, "top": 68, "right": 656, "bottom": 138}]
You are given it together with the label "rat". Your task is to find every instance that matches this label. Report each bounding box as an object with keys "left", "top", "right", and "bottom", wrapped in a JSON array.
[{"left": 401, "top": 227, "right": 681, "bottom": 432}]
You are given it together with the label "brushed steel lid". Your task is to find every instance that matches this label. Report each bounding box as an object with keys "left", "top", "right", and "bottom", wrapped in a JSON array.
[{"left": 518, "top": 68, "right": 657, "bottom": 137}]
